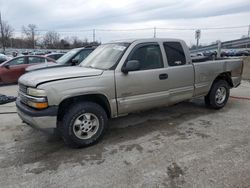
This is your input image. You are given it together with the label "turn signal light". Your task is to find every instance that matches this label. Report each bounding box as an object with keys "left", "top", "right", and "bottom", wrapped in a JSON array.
[{"left": 27, "top": 101, "right": 48, "bottom": 109}]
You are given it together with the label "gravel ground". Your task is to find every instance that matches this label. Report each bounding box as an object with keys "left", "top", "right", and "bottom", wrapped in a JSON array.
[{"left": 0, "top": 81, "right": 250, "bottom": 188}]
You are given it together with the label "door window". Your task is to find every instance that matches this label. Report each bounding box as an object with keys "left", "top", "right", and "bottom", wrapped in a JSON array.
[
  {"left": 8, "top": 57, "right": 26, "bottom": 65},
  {"left": 28, "top": 57, "right": 46, "bottom": 64},
  {"left": 163, "top": 42, "right": 186, "bottom": 66},
  {"left": 128, "top": 44, "right": 163, "bottom": 70}
]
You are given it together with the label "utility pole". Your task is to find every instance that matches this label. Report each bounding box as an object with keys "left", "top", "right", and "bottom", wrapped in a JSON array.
[
  {"left": 153, "top": 27, "right": 156, "bottom": 38},
  {"left": 93, "top": 29, "right": 95, "bottom": 43},
  {"left": 0, "top": 11, "right": 5, "bottom": 53},
  {"left": 248, "top": 25, "right": 250, "bottom": 38},
  {"left": 245, "top": 25, "right": 250, "bottom": 49},
  {"left": 32, "top": 29, "right": 35, "bottom": 49},
  {"left": 217, "top": 40, "right": 221, "bottom": 59},
  {"left": 195, "top": 29, "right": 201, "bottom": 49}
]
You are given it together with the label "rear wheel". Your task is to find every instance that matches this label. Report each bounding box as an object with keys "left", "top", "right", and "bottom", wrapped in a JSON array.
[
  {"left": 204, "top": 80, "right": 230, "bottom": 109},
  {"left": 61, "top": 102, "right": 108, "bottom": 148}
]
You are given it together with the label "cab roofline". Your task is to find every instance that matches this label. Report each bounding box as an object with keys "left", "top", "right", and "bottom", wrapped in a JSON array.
[{"left": 106, "top": 38, "right": 184, "bottom": 44}]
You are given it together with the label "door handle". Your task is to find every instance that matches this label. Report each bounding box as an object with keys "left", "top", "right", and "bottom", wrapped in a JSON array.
[{"left": 159, "top": 73, "right": 168, "bottom": 80}]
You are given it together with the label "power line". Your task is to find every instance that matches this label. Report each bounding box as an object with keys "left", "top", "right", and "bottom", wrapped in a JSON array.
[
  {"left": 14, "top": 28, "right": 94, "bottom": 32},
  {"left": 95, "top": 28, "right": 154, "bottom": 32},
  {"left": 157, "top": 25, "right": 249, "bottom": 31}
]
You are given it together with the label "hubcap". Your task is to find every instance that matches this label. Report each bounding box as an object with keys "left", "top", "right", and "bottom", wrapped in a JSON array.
[
  {"left": 73, "top": 113, "right": 99, "bottom": 140},
  {"left": 215, "top": 87, "right": 227, "bottom": 104}
]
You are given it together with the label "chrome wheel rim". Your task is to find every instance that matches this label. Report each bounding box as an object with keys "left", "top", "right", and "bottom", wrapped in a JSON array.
[
  {"left": 215, "top": 87, "right": 226, "bottom": 104},
  {"left": 73, "top": 113, "right": 99, "bottom": 140}
]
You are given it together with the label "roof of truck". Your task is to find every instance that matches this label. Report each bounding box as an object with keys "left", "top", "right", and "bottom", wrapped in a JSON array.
[{"left": 110, "top": 38, "right": 185, "bottom": 44}]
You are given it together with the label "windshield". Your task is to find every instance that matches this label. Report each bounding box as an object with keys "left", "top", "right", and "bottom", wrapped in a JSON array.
[
  {"left": 56, "top": 48, "right": 80, "bottom": 64},
  {"left": 80, "top": 43, "right": 129, "bottom": 70}
]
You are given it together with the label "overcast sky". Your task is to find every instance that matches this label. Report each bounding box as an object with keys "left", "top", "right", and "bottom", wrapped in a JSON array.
[{"left": 1, "top": 0, "right": 250, "bottom": 45}]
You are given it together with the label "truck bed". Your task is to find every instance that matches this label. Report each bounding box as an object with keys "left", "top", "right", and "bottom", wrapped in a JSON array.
[{"left": 193, "top": 58, "right": 243, "bottom": 97}]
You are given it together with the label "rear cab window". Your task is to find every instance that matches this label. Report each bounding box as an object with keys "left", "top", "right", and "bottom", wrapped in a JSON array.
[{"left": 163, "top": 42, "right": 186, "bottom": 66}]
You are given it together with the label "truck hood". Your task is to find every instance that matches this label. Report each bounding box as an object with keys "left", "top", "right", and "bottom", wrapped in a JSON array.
[{"left": 19, "top": 66, "right": 103, "bottom": 87}]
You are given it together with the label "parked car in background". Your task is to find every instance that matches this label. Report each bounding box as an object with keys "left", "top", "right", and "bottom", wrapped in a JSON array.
[
  {"left": 235, "top": 50, "right": 249, "bottom": 56},
  {"left": 0, "top": 55, "right": 56, "bottom": 85},
  {"left": 45, "top": 52, "right": 65, "bottom": 60},
  {"left": 226, "top": 49, "right": 237, "bottom": 56},
  {"left": 203, "top": 51, "right": 217, "bottom": 59},
  {"left": 26, "top": 46, "right": 96, "bottom": 72},
  {"left": 0, "top": 54, "right": 11, "bottom": 64}
]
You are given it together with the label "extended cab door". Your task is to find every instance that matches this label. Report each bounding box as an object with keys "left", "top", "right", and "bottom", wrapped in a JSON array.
[
  {"left": 161, "top": 41, "right": 194, "bottom": 103},
  {"left": 115, "top": 42, "right": 171, "bottom": 115}
]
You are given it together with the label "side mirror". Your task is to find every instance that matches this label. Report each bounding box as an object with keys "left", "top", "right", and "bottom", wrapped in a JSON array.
[
  {"left": 4, "top": 64, "right": 10, "bottom": 69},
  {"left": 122, "top": 60, "right": 140, "bottom": 74},
  {"left": 71, "top": 59, "right": 78, "bottom": 66}
]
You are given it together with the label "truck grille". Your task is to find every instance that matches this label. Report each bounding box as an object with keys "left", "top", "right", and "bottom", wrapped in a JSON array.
[
  {"left": 18, "top": 84, "right": 28, "bottom": 105},
  {"left": 19, "top": 84, "right": 27, "bottom": 94}
]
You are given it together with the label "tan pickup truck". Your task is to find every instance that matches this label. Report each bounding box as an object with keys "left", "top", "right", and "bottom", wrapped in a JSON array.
[{"left": 16, "top": 38, "right": 243, "bottom": 148}]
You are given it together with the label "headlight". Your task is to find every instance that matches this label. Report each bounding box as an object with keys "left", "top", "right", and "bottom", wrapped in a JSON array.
[
  {"left": 25, "top": 87, "right": 48, "bottom": 109},
  {"left": 27, "top": 88, "right": 47, "bottom": 97}
]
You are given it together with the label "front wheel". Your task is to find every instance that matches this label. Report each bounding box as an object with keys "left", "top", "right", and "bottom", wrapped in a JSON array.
[
  {"left": 61, "top": 102, "right": 108, "bottom": 148},
  {"left": 204, "top": 80, "right": 230, "bottom": 109}
]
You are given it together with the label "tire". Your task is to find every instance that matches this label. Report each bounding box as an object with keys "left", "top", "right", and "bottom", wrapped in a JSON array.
[
  {"left": 61, "top": 101, "right": 108, "bottom": 148},
  {"left": 205, "top": 80, "right": 230, "bottom": 109},
  {"left": 204, "top": 95, "right": 211, "bottom": 107}
]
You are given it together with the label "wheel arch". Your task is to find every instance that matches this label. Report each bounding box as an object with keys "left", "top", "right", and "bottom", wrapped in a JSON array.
[
  {"left": 211, "top": 72, "right": 233, "bottom": 89},
  {"left": 57, "top": 94, "right": 112, "bottom": 123}
]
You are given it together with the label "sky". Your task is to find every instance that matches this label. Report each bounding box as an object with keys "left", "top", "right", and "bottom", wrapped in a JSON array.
[{"left": 0, "top": 0, "right": 250, "bottom": 45}]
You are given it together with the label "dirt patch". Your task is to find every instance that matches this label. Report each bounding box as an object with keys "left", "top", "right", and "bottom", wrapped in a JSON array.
[
  {"left": 165, "top": 162, "right": 186, "bottom": 188},
  {"left": 167, "top": 162, "right": 185, "bottom": 179}
]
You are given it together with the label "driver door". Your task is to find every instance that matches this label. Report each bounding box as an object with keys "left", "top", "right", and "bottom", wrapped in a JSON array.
[{"left": 115, "top": 43, "right": 170, "bottom": 115}]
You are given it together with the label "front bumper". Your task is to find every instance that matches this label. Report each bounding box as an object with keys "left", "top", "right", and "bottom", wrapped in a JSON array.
[{"left": 16, "top": 98, "right": 58, "bottom": 131}]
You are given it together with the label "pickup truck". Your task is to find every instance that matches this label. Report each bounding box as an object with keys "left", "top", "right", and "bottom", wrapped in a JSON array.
[{"left": 16, "top": 38, "right": 243, "bottom": 148}]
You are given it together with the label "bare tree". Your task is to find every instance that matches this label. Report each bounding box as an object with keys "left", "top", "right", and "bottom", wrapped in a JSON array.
[
  {"left": 71, "top": 36, "right": 83, "bottom": 48},
  {"left": 22, "top": 24, "right": 38, "bottom": 49},
  {"left": 43, "top": 31, "right": 60, "bottom": 49},
  {"left": 59, "top": 38, "right": 70, "bottom": 49},
  {"left": 0, "top": 12, "right": 14, "bottom": 52}
]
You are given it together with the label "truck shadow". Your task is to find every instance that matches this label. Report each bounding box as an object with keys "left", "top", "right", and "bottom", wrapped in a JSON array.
[{"left": 1, "top": 98, "right": 229, "bottom": 174}]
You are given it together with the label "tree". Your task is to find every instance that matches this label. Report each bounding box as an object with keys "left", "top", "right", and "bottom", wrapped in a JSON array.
[
  {"left": 71, "top": 36, "right": 82, "bottom": 48},
  {"left": 59, "top": 37, "right": 70, "bottom": 49},
  {"left": 22, "top": 24, "right": 38, "bottom": 49},
  {"left": 0, "top": 12, "right": 14, "bottom": 52},
  {"left": 43, "top": 31, "right": 60, "bottom": 49}
]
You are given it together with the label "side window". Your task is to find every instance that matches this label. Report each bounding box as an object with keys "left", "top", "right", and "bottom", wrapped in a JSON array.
[
  {"left": 8, "top": 57, "right": 26, "bottom": 65},
  {"left": 48, "top": 54, "right": 56, "bottom": 60},
  {"left": 163, "top": 42, "right": 186, "bottom": 66},
  {"left": 28, "top": 57, "right": 46, "bottom": 64},
  {"left": 73, "top": 50, "right": 93, "bottom": 65},
  {"left": 128, "top": 44, "right": 163, "bottom": 70}
]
